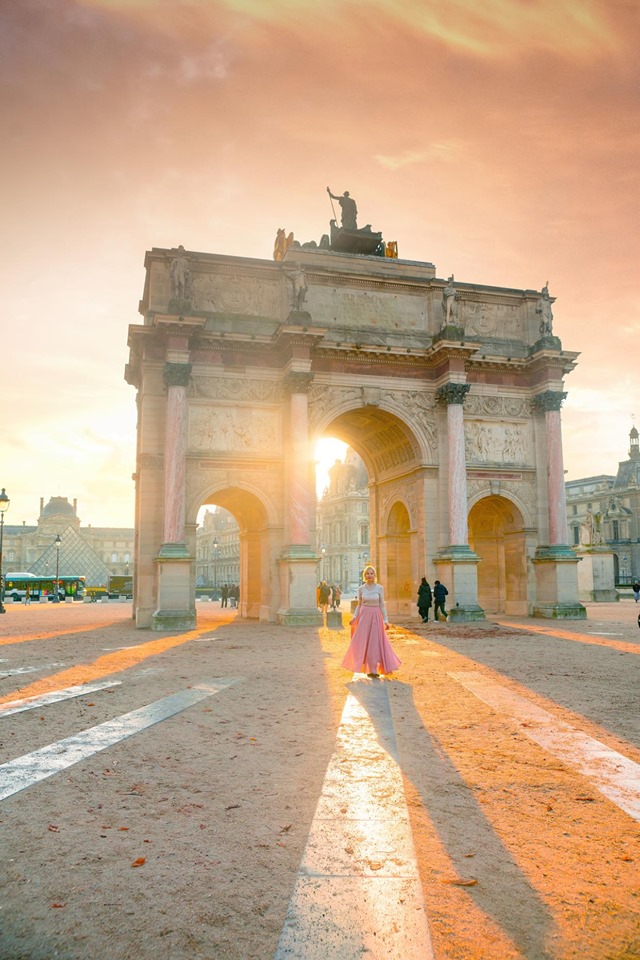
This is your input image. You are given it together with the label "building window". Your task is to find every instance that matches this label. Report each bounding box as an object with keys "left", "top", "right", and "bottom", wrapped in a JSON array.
[
  {"left": 612, "top": 520, "right": 619, "bottom": 541},
  {"left": 111, "top": 553, "right": 118, "bottom": 563},
  {"left": 572, "top": 505, "right": 577, "bottom": 515},
  {"left": 360, "top": 525, "right": 369, "bottom": 545},
  {"left": 573, "top": 526, "right": 580, "bottom": 545}
]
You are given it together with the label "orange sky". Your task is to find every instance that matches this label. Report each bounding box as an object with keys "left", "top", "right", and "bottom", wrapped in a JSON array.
[{"left": 1, "top": 0, "right": 638, "bottom": 528}]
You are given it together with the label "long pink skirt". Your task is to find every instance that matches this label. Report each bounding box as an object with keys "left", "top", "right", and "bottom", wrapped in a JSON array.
[{"left": 341, "top": 605, "right": 401, "bottom": 675}]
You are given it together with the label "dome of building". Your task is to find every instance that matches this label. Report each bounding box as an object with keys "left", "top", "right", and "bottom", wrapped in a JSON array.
[{"left": 42, "top": 497, "right": 77, "bottom": 519}]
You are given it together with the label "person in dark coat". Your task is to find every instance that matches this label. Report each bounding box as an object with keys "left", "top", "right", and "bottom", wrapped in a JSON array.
[
  {"left": 433, "top": 580, "right": 448, "bottom": 621},
  {"left": 417, "top": 578, "right": 432, "bottom": 622}
]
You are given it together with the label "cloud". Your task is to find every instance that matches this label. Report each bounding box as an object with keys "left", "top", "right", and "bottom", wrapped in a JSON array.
[{"left": 375, "top": 142, "right": 465, "bottom": 170}]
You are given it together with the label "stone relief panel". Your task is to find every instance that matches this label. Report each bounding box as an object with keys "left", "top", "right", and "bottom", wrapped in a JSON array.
[
  {"left": 465, "top": 421, "right": 530, "bottom": 465},
  {"left": 189, "top": 405, "right": 281, "bottom": 454},
  {"left": 314, "top": 286, "right": 425, "bottom": 333},
  {"left": 189, "top": 376, "right": 284, "bottom": 403},
  {"left": 461, "top": 301, "right": 522, "bottom": 340},
  {"left": 464, "top": 395, "right": 531, "bottom": 419},
  {"left": 190, "top": 273, "right": 280, "bottom": 317}
]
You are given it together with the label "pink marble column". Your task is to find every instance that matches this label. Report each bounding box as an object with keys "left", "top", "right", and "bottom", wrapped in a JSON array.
[
  {"left": 437, "top": 382, "right": 471, "bottom": 546},
  {"left": 163, "top": 363, "right": 191, "bottom": 544},
  {"left": 535, "top": 391, "right": 569, "bottom": 545},
  {"left": 285, "top": 373, "right": 313, "bottom": 546}
]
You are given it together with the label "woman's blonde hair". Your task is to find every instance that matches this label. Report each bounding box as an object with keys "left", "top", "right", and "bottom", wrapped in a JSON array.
[{"left": 362, "top": 565, "right": 377, "bottom": 581}]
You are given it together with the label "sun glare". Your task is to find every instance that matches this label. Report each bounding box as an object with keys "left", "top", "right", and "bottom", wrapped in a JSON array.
[{"left": 315, "top": 438, "right": 348, "bottom": 497}]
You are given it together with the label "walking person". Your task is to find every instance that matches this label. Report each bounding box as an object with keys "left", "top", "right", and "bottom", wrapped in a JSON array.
[
  {"left": 342, "top": 565, "right": 401, "bottom": 679},
  {"left": 220, "top": 583, "right": 229, "bottom": 608},
  {"left": 331, "top": 584, "right": 342, "bottom": 610},
  {"left": 417, "top": 577, "right": 432, "bottom": 622},
  {"left": 319, "top": 581, "right": 331, "bottom": 618},
  {"left": 433, "top": 579, "right": 449, "bottom": 621},
  {"left": 633, "top": 580, "right": 640, "bottom": 603}
]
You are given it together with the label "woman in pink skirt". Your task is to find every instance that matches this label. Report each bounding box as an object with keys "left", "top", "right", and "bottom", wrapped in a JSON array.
[{"left": 341, "top": 565, "right": 401, "bottom": 678}]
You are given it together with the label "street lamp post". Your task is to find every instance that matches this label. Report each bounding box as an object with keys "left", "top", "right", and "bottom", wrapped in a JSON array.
[
  {"left": 53, "top": 533, "right": 62, "bottom": 603},
  {"left": 0, "top": 488, "right": 9, "bottom": 614}
]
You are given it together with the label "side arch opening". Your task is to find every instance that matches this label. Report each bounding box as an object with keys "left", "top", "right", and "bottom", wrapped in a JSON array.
[{"left": 468, "top": 495, "right": 527, "bottom": 615}]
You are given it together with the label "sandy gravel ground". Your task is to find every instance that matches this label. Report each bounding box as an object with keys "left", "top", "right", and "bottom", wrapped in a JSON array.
[{"left": 0, "top": 599, "right": 639, "bottom": 959}]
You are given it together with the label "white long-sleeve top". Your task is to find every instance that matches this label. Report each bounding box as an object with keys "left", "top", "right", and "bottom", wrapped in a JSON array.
[{"left": 353, "top": 583, "right": 389, "bottom": 624}]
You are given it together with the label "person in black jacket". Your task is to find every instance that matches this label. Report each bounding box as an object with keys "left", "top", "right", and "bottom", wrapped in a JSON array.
[
  {"left": 417, "top": 578, "right": 432, "bottom": 622},
  {"left": 433, "top": 580, "right": 448, "bottom": 621}
]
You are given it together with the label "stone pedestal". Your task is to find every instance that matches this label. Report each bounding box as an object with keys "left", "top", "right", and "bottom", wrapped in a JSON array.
[
  {"left": 276, "top": 548, "right": 323, "bottom": 626},
  {"left": 532, "top": 546, "right": 586, "bottom": 618},
  {"left": 435, "top": 546, "right": 485, "bottom": 621},
  {"left": 576, "top": 548, "right": 618, "bottom": 602},
  {"left": 152, "top": 543, "right": 195, "bottom": 631}
]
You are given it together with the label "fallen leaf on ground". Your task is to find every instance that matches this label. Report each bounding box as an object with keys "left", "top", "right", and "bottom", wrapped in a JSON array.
[
  {"left": 442, "top": 877, "right": 478, "bottom": 887},
  {"left": 50, "top": 902, "right": 66, "bottom": 909},
  {"left": 48, "top": 824, "right": 60, "bottom": 833},
  {"left": 131, "top": 857, "right": 146, "bottom": 868}
]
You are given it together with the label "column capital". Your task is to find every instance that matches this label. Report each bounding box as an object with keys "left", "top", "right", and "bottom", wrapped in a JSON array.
[
  {"left": 283, "top": 371, "right": 314, "bottom": 395},
  {"left": 163, "top": 362, "right": 192, "bottom": 387},
  {"left": 436, "top": 382, "right": 470, "bottom": 405},
  {"left": 532, "top": 389, "right": 566, "bottom": 413}
]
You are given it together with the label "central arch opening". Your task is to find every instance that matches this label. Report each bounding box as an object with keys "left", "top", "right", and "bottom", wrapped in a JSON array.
[{"left": 314, "top": 404, "right": 426, "bottom": 614}]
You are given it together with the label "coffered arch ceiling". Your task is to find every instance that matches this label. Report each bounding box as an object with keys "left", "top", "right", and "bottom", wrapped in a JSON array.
[{"left": 321, "top": 405, "right": 423, "bottom": 481}]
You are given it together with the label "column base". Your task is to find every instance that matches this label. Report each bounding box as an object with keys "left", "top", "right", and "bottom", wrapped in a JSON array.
[
  {"left": 576, "top": 548, "right": 618, "bottom": 603},
  {"left": 277, "top": 549, "right": 323, "bottom": 626},
  {"left": 448, "top": 604, "right": 486, "bottom": 622},
  {"left": 152, "top": 608, "right": 196, "bottom": 631},
  {"left": 532, "top": 545, "right": 586, "bottom": 619},
  {"left": 154, "top": 547, "right": 194, "bottom": 631},
  {"left": 157, "top": 542, "right": 191, "bottom": 559},
  {"left": 531, "top": 602, "right": 587, "bottom": 620},
  {"left": 276, "top": 608, "right": 323, "bottom": 627},
  {"left": 435, "top": 546, "right": 486, "bottom": 621}
]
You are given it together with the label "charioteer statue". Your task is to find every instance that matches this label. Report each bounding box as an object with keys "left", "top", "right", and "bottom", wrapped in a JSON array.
[{"left": 326, "top": 186, "right": 385, "bottom": 255}]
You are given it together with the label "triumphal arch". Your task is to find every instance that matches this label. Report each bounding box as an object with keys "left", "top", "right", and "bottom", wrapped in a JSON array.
[{"left": 126, "top": 216, "right": 585, "bottom": 629}]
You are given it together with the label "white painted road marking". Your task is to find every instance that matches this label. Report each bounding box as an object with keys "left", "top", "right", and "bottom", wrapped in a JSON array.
[
  {"left": 0, "top": 662, "right": 65, "bottom": 678},
  {"left": 275, "top": 678, "right": 433, "bottom": 959},
  {"left": 0, "top": 679, "right": 238, "bottom": 802},
  {"left": 0, "top": 679, "right": 123, "bottom": 718},
  {"left": 450, "top": 671, "right": 640, "bottom": 821}
]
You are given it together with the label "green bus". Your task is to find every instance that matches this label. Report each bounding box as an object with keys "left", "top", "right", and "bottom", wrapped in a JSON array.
[{"left": 3, "top": 572, "right": 86, "bottom": 602}]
